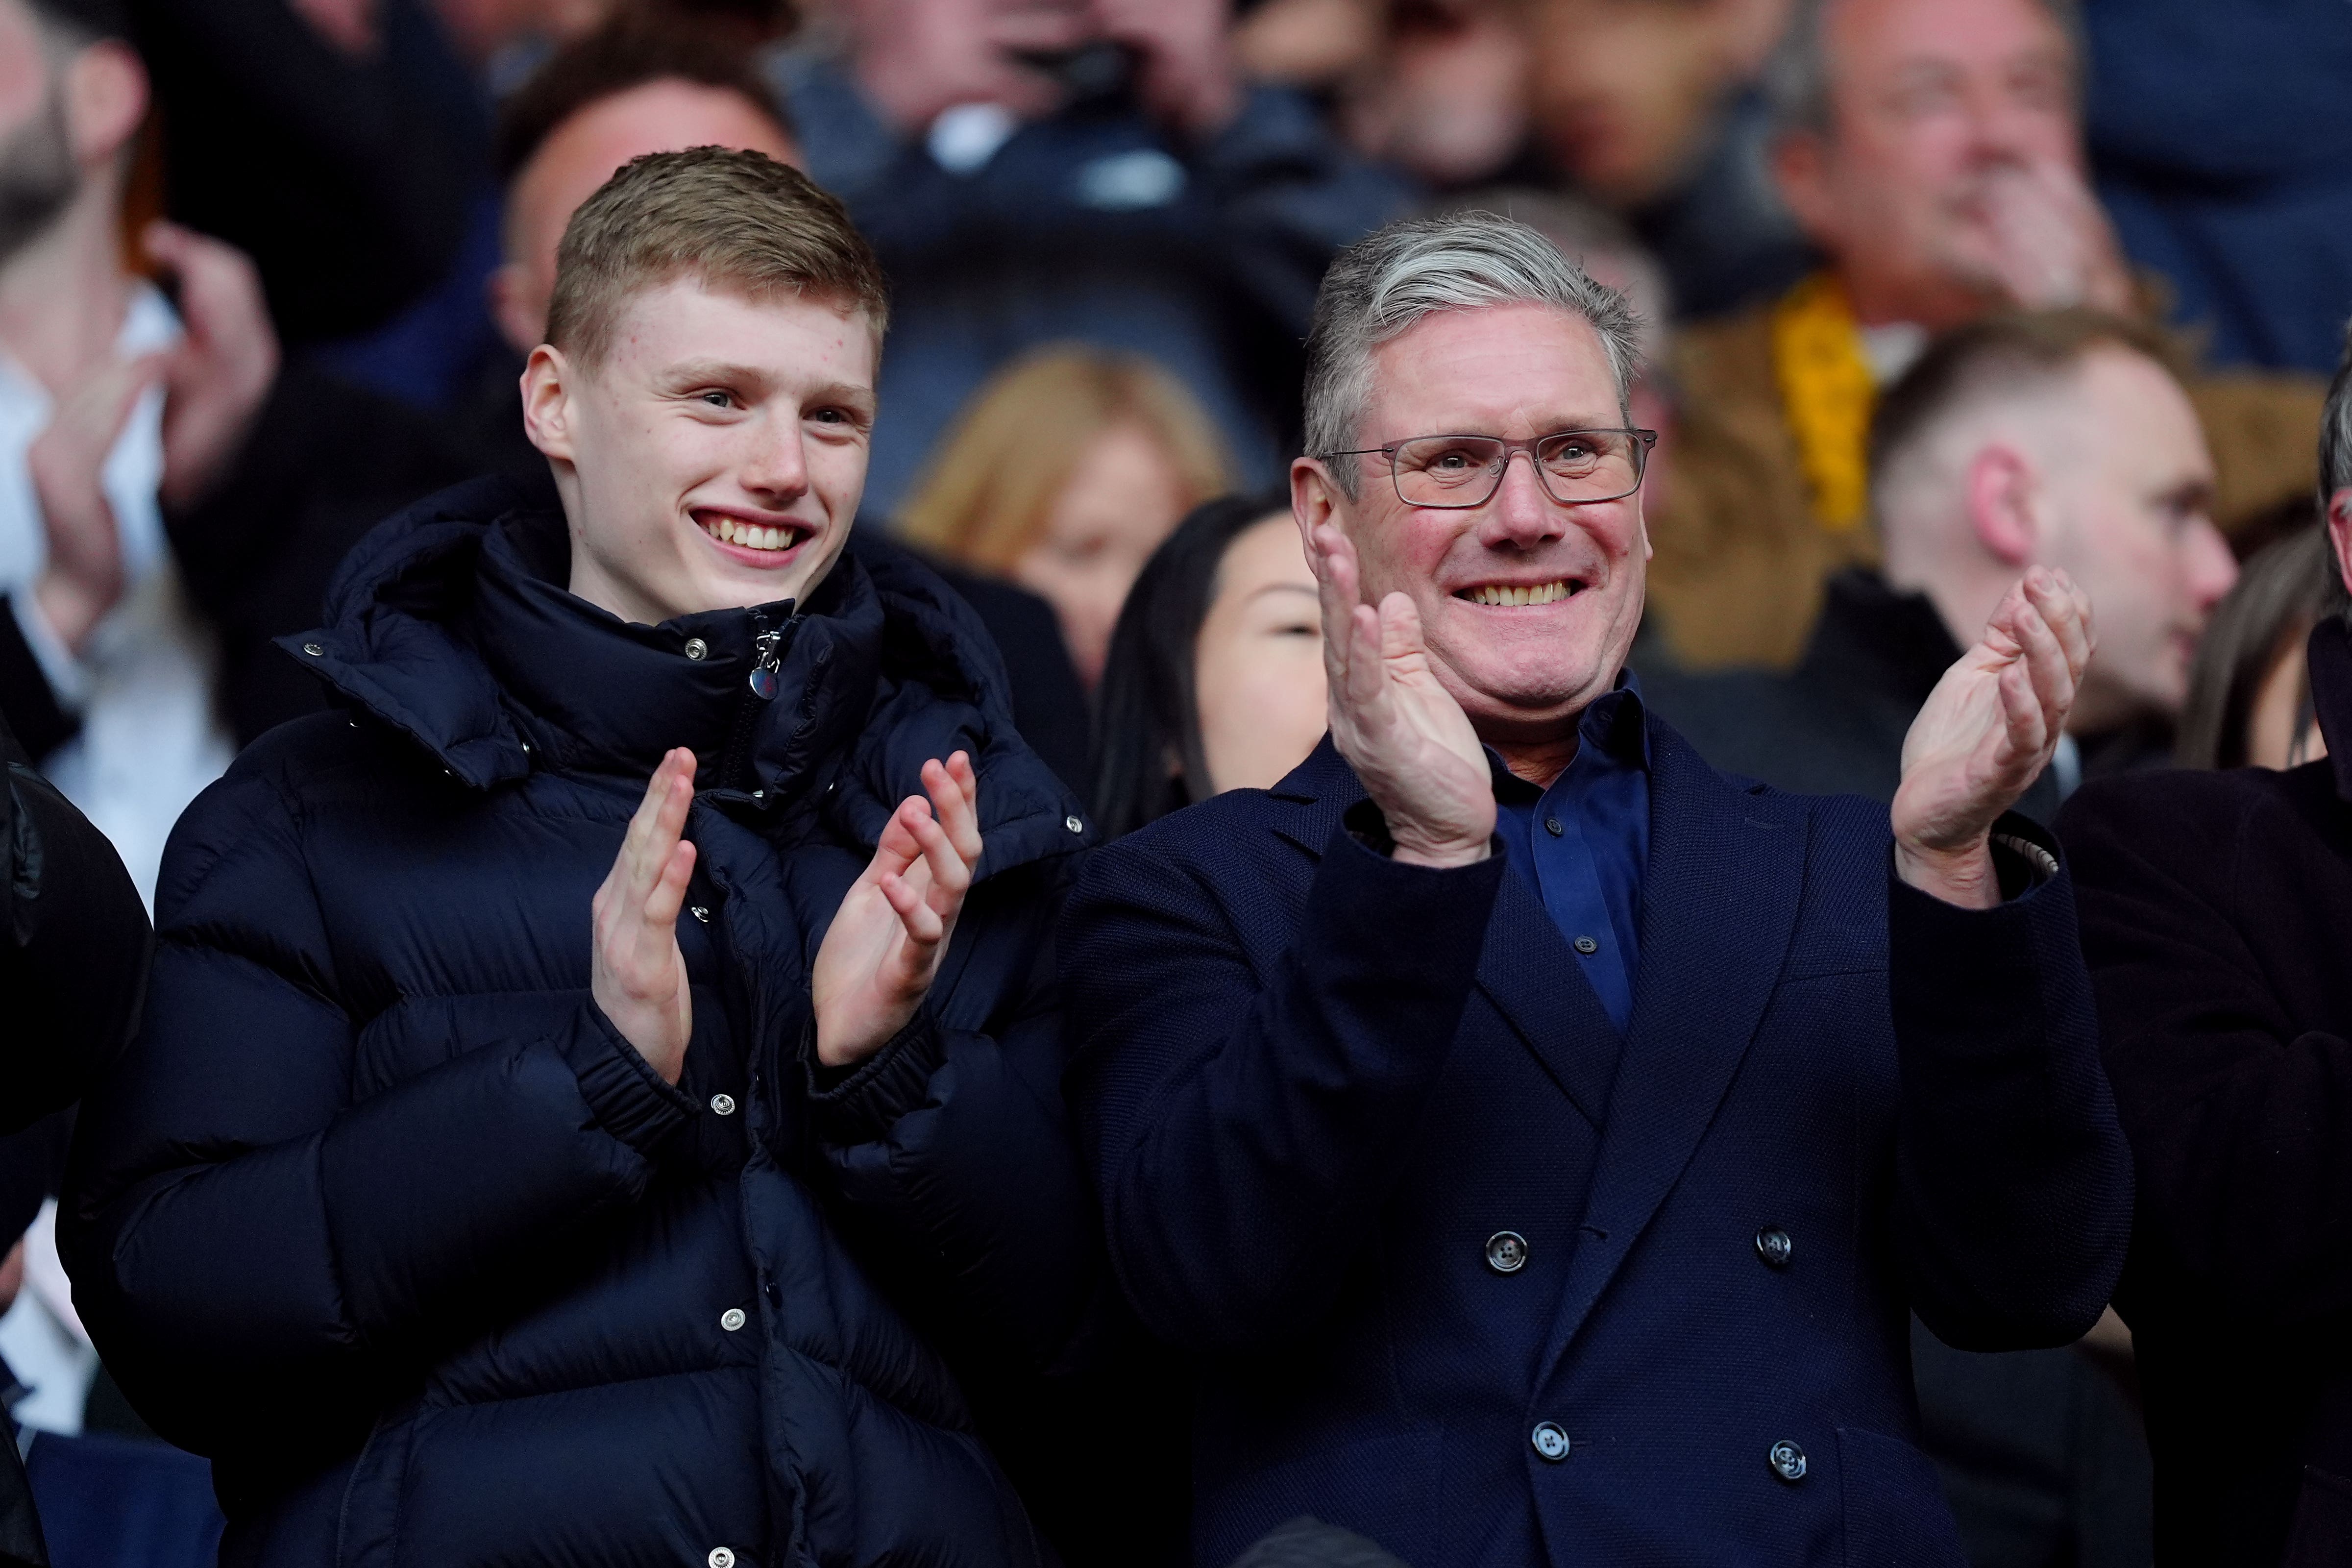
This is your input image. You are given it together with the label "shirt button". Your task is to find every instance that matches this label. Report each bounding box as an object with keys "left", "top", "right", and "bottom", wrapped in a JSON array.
[
  {"left": 720, "top": 1308, "right": 746, "bottom": 1332},
  {"left": 1531, "top": 1421, "right": 1571, "bottom": 1462},
  {"left": 1544, "top": 816, "right": 1564, "bottom": 836},
  {"left": 710, "top": 1093, "right": 736, "bottom": 1117},
  {"left": 1484, "top": 1230, "right": 1529, "bottom": 1274},
  {"left": 1573, "top": 935, "right": 1599, "bottom": 956},
  {"left": 1768, "top": 1440, "right": 1807, "bottom": 1482},
  {"left": 684, "top": 637, "right": 710, "bottom": 661},
  {"left": 709, "top": 1549, "right": 736, "bottom": 1568},
  {"left": 1755, "top": 1226, "right": 1793, "bottom": 1269}
]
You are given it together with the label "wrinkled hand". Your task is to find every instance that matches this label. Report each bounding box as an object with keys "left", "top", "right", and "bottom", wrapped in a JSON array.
[
  {"left": 28, "top": 352, "right": 165, "bottom": 654},
  {"left": 812, "top": 752, "right": 984, "bottom": 1068},
  {"left": 1307, "top": 520, "right": 1494, "bottom": 868},
  {"left": 1979, "top": 162, "right": 2135, "bottom": 316},
  {"left": 146, "top": 223, "right": 280, "bottom": 515},
  {"left": 1095, "top": 0, "right": 1240, "bottom": 137},
  {"left": 1892, "top": 569, "right": 2093, "bottom": 907},
  {"left": 591, "top": 748, "right": 698, "bottom": 1084}
]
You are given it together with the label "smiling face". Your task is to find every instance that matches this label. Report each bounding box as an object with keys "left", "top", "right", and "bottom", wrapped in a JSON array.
[
  {"left": 1297, "top": 301, "right": 1648, "bottom": 746},
  {"left": 522, "top": 276, "right": 878, "bottom": 625}
]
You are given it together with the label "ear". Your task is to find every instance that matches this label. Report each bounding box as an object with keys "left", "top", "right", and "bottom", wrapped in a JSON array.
[
  {"left": 64, "top": 40, "right": 147, "bottom": 169},
  {"left": 488, "top": 263, "right": 546, "bottom": 360},
  {"left": 2329, "top": 486, "right": 2352, "bottom": 597},
  {"left": 1769, "top": 129, "right": 1837, "bottom": 248},
  {"left": 521, "top": 345, "right": 579, "bottom": 466},
  {"left": 1963, "top": 442, "right": 2039, "bottom": 567},
  {"left": 1290, "top": 455, "right": 1337, "bottom": 550}
]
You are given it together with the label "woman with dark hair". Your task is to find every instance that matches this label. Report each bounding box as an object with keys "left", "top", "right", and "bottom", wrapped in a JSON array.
[
  {"left": 1091, "top": 491, "right": 1326, "bottom": 839},
  {"left": 2176, "top": 523, "right": 2334, "bottom": 769}
]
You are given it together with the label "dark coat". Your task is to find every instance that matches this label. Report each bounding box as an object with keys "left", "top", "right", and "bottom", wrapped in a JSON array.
[
  {"left": 1064, "top": 722, "right": 2132, "bottom": 1567},
  {"left": 59, "top": 478, "right": 1101, "bottom": 1568},
  {"left": 2057, "top": 616, "right": 2352, "bottom": 1567}
]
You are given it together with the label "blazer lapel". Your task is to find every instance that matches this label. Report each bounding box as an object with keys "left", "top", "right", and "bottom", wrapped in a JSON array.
[
  {"left": 1535, "top": 718, "right": 1811, "bottom": 1386},
  {"left": 1267, "top": 734, "right": 1362, "bottom": 861},
  {"left": 1476, "top": 866, "right": 1620, "bottom": 1128}
]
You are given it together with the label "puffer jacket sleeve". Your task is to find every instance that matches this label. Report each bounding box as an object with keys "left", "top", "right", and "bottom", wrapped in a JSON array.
[
  {"left": 59, "top": 755, "right": 695, "bottom": 1455},
  {"left": 804, "top": 860, "right": 1102, "bottom": 1372}
]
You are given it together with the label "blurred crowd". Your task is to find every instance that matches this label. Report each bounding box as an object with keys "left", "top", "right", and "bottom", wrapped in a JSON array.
[{"left": 2, "top": 0, "right": 2352, "bottom": 1564}]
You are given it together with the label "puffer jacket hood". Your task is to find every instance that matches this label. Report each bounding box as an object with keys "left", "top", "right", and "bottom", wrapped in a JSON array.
[{"left": 64, "top": 476, "right": 1093, "bottom": 1568}]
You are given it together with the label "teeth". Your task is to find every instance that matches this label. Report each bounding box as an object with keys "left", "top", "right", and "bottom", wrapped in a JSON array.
[
  {"left": 1464, "top": 580, "right": 1572, "bottom": 607},
  {"left": 704, "top": 518, "right": 800, "bottom": 552}
]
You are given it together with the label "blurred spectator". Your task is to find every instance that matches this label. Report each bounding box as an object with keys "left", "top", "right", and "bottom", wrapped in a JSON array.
[
  {"left": 126, "top": 0, "right": 487, "bottom": 345},
  {"left": 898, "top": 346, "right": 1233, "bottom": 687},
  {"left": 2176, "top": 524, "right": 2333, "bottom": 771},
  {"left": 460, "top": 12, "right": 800, "bottom": 473},
  {"left": 1525, "top": 0, "right": 1809, "bottom": 318},
  {"left": 1645, "top": 310, "right": 2234, "bottom": 808},
  {"left": 2084, "top": 0, "right": 2352, "bottom": 376},
  {"left": 1640, "top": 310, "right": 2215, "bottom": 1568},
  {"left": 0, "top": 0, "right": 468, "bottom": 896},
  {"left": 1644, "top": 0, "right": 2324, "bottom": 670},
  {"left": 772, "top": 0, "right": 1412, "bottom": 514},
  {"left": 1090, "top": 490, "right": 1322, "bottom": 836},
  {"left": 2054, "top": 337, "right": 2352, "bottom": 1568}
]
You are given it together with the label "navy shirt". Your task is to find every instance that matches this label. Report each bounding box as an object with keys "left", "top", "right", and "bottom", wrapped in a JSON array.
[{"left": 1488, "top": 682, "right": 1652, "bottom": 1033}]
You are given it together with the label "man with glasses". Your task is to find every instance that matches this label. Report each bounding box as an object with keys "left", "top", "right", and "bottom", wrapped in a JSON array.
[{"left": 1062, "top": 213, "right": 2131, "bottom": 1567}]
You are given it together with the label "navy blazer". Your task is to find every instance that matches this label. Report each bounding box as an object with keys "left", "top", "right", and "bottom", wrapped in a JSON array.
[{"left": 1064, "top": 721, "right": 2131, "bottom": 1568}]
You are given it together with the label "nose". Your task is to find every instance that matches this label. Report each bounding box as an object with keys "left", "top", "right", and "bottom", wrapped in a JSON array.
[
  {"left": 740, "top": 414, "right": 811, "bottom": 506},
  {"left": 1476, "top": 450, "right": 1570, "bottom": 550},
  {"left": 2183, "top": 516, "right": 2238, "bottom": 614}
]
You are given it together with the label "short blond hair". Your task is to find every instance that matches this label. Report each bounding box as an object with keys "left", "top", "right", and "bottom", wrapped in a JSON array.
[
  {"left": 897, "top": 347, "right": 1234, "bottom": 573},
  {"left": 545, "top": 145, "right": 887, "bottom": 365}
]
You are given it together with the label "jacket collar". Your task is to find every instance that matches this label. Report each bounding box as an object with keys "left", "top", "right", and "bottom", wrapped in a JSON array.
[
  {"left": 278, "top": 475, "right": 1087, "bottom": 877},
  {"left": 1799, "top": 568, "right": 1962, "bottom": 709},
  {"left": 2310, "top": 616, "right": 2352, "bottom": 804}
]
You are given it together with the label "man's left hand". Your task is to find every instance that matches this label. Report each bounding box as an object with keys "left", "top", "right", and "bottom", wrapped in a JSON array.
[
  {"left": 1892, "top": 568, "right": 2093, "bottom": 908},
  {"left": 812, "top": 753, "right": 984, "bottom": 1069}
]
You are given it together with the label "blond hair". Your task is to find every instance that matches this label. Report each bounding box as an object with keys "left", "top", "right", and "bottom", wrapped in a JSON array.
[
  {"left": 546, "top": 145, "right": 887, "bottom": 365},
  {"left": 897, "top": 347, "right": 1234, "bottom": 572}
]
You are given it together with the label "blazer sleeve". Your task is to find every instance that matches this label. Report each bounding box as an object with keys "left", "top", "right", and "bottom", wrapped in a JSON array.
[
  {"left": 59, "top": 761, "right": 695, "bottom": 1456},
  {"left": 2061, "top": 779, "right": 2352, "bottom": 1328},
  {"left": 1062, "top": 814, "right": 1504, "bottom": 1353},
  {"left": 804, "top": 861, "right": 1107, "bottom": 1373},
  {"left": 1884, "top": 819, "right": 2133, "bottom": 1352}
]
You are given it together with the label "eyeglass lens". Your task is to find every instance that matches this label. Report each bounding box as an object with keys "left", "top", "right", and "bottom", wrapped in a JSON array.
[{"left": 1391, "top": 432, "right": 1645, "bottom": 508}]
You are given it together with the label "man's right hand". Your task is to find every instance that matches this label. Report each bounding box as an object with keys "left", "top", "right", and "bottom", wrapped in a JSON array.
[
  {"left": 28, "top": 353, "right": 163, "bottom": 655},
  {"left": 1306, "top": 520, "right": 1494, "bottom": 868},
  {"left": 591, "top": 748, "right": 698, "bottom": 1084}
]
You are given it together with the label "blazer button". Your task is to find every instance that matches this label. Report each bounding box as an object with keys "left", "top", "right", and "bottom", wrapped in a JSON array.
[
  {"left": 1484, "top": 1231, "right": 1529, "bottom": 1274},
  {"left": 1530, "top": 1421, "right": 1570, "bottom": 1462},
  {"left": 1754, "top": 1227, "right": 1794, "bottom": 1269},
  {"left": 1768, "top": 1440, "right": 1807, "bottom": 1482}
]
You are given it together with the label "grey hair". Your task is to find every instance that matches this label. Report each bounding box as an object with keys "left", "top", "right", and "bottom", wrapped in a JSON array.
[
  {"left": 2322, "top": 317, "right": 2352, "bottom": 622},
  {"left": 1302, "top": 212, "right": 1645, "bottom": 495},
  {"left": 1764, "top": 0, "right": 2082, "bottom": 138}
]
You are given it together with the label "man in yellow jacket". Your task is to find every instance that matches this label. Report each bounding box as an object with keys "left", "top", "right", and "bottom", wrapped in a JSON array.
[{"left": 1648, "top": 0, "right": 2323, "bottom": 669}]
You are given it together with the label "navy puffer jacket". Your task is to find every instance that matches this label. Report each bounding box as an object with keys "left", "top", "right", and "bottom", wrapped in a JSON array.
[{"left": 60, "top": 478, "right": 1100, "bottom": 1568}]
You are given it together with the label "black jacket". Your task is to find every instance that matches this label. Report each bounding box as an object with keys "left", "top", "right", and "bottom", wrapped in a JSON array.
[
  {"left": 59, "top": 478, "right": 1104, "bottom": 1567},
  {"left": 2059, "top": 616, "right": 2352, "bottom": 1567},
  {"left": 0, "top": 710, "right": 152, "bottom": 1568}
]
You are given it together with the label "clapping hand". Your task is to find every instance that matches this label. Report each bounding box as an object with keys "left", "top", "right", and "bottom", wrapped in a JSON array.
[
  {"left": 591, "top": 749, "right": 699, "bottom": 1084},
  {"left": 27, "top": 352, "right": 163, "bottom": 653},
  {"left": 812, "top": 753, "right": 984, "bottom": 1069},
  {"left": 1978, "top": 162, "right": 2135, "bottom": 317},
  {"left": 146, "top": 223, "right": 280, "bottom": 515},
  {"left": 1305, "top": 520, "right": 1494, "bottom": 868},
  {"left": 1892, "top": 569, "right": 2093, "bottom": 907}
]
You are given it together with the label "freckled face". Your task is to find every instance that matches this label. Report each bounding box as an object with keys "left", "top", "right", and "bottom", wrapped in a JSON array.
[{"left": 525, "top": 277, "right": 878, "bottom": 625}]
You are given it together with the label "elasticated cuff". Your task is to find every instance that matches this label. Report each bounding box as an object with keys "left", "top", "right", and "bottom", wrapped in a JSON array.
[
  {"left": 565, "top": 1001, "right": 698, "bottom": 1156},
  {"left": 802, "top": 1009, "right": 949, "bottom": 1148}
]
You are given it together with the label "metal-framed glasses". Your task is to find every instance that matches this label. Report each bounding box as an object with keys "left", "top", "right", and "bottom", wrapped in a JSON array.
[{"left": 1325, "top": 429, "right": 1660, "bottom": 510}]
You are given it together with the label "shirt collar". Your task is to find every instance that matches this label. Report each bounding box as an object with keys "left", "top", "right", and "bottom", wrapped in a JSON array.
[{"left": 1483, "top": 670, "right": 1651, "bottom": 798}]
